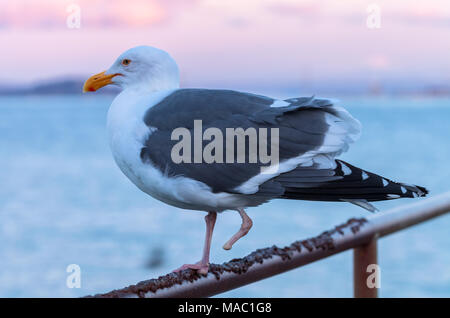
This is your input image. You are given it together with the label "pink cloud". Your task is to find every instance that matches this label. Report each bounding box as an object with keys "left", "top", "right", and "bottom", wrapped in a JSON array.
[
  {"left": 0, "top": 0, "right": 198, "bottom": 28},
  {"left": 2, "top": 0, "right": 450, "bottom": 30},
  {"left": 265, "top": 2, "right": 322, "bottom": 19},
  {"left": 367, "top": 55, "right": 390, "bottom": 70},
  {"left": 0, "top": 0, "right": 449, "bottom": 85}
]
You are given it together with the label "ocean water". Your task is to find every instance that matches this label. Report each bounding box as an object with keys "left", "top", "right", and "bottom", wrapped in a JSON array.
[{"left": 0, "top": 94, "right": 449, "bottom": 297}]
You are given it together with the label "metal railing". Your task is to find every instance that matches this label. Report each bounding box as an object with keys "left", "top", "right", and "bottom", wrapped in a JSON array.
[{"left": 91, "top": 192, "right": 450, "bottom": 298}]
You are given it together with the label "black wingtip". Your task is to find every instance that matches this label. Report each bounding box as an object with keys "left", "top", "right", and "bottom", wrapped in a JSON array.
[
  {"left": 416, "top": 185, "right": 429, "bottom": 197},
  {"left": 401, "top": 183, "right": 429, "bottom": 198}
]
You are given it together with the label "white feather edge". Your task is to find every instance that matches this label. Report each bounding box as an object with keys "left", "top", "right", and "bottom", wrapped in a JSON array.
[{"left": 234, "top": 102, "right": 362, "bottom": 194}]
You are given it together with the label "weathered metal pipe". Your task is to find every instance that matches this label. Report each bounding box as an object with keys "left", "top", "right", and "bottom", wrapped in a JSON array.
[{"left": 91, "top": 191, "right": 450, "bottom": 298}]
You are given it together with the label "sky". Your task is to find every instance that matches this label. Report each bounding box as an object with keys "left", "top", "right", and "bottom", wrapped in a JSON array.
[{"left": 2, "top": 0, "right": 450, "bottom": 91}]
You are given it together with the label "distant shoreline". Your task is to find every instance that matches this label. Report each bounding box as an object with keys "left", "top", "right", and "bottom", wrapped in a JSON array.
[{"left": 1, "top": 78, "right": 449, "bottom": 97}]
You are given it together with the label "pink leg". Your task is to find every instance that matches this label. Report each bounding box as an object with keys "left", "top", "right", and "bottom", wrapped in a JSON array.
[
  {"left": 223, "top": 208, "right": 253, "bottom": 250},
  {"left": 173, "top": 211, "right": 217, "bottom": 275}
]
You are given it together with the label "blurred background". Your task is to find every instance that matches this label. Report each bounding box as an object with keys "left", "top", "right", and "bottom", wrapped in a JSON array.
[{"left": 0, "top": 0, "right": 449, "bottom": 297}]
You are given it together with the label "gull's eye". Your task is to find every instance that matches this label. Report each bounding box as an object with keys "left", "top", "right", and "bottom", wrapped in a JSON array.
[{"left": 121, "top": 59, "right": 131, "bottom": 66}]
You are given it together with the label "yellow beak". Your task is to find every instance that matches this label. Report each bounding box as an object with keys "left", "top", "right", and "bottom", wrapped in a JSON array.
[{"left": 82, "top": 71, "right": 119, "bottom": 93}]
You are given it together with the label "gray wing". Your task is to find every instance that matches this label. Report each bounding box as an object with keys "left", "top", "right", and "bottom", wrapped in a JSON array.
[{"left": 140, "top": 89, "right": 361, "bottom": 196}]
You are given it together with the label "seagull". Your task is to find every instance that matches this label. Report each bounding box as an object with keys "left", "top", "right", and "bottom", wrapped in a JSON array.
[{"left": 83, "top": 46, "right": 428, "bottom": 274}]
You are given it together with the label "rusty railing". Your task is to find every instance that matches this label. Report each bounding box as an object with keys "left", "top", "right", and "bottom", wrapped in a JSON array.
[{"left": 90, "top": 191, "right": 450, "bottom": 298}]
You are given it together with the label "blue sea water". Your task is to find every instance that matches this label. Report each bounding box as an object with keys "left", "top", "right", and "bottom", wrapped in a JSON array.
[{"left": 0, "top": 94, "right": 449, "bottom": 297}]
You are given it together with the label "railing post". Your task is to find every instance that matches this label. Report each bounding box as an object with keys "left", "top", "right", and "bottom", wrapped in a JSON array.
[{"left": 353, "top": 237, "right": 379, "bottom": 298}]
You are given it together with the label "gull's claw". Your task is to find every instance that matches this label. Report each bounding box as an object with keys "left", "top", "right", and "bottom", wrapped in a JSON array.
[{"left": 172, "top": 263, "right": 209, "bottom": 275}]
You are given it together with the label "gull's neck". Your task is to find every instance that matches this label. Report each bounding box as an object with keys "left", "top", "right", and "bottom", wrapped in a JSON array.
[
  {"left": 110, "top": 83, "right": 178, "bottom": 118},
  {"left": 110, "top": 83, "right": 178, "bottom": 119},
  {"left": 122, "top": 77, "right": 180, "bottom": 96},
  {"left": 107, "top": 86, "right": 177, "bottom": 142}
]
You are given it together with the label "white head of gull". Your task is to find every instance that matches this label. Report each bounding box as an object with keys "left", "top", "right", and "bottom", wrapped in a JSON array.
[
  {"left": 84, "top": 46, "right": 180, "bottom": 93},
  {"left": 83, "top": 45, "right": 428, "bottom": 274}
]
